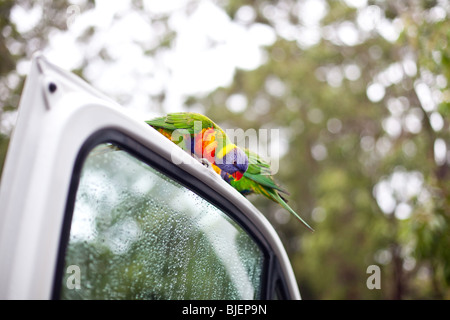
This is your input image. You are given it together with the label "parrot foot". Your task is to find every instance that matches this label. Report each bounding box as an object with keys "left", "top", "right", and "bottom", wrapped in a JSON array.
[
  {"left": 192, "top": 154, "right": 216, "bottom": 173},
  {"left": 199, "top": 158, "right": 212, "bottom": 168}
]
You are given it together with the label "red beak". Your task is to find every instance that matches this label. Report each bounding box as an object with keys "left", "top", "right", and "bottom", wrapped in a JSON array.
[{"left": 232, "top": 171, "right": 244, "bottom": 181}]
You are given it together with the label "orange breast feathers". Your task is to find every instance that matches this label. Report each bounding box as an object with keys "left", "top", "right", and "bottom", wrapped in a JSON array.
[
  {"left": 159, "top": 127, "right": 222, "bottom": 175},
  {"left": 194, "top": 128, "right": 218, "bottom": 165}
]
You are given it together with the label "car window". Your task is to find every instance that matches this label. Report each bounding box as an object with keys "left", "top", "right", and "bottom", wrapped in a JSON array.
[{"left": 58, "top": 143, "right": 264, "bottom": 300}]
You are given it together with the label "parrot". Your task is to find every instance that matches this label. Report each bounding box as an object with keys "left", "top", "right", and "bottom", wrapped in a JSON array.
[
  {"left": 146, "top": 112, "right": 314, "bottom": 232},
  {"left": 146, "top": 112, "right": 249, "bottom": 181}
]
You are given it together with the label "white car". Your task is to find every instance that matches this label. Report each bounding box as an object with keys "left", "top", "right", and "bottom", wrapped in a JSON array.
[{"left": 0, "top": 53, "right": 300, "bottom": 300}]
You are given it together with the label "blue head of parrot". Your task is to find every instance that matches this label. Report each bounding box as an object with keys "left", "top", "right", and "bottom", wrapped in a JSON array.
[{"left": 215, "top": 146, "right": 249, "bottom": 181}]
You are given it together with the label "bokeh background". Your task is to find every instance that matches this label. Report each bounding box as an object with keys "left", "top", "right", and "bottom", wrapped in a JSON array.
[{"left": 0, "top": 0, "right": 449, "bottom": 299}]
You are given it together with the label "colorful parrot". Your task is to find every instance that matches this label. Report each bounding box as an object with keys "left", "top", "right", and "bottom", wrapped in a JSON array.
[
  {"left": 146, "top": 112, "right": 314, "bottom": 232},
  {"left": 146, "top": 112, "right": 249, "bottom": 181}
]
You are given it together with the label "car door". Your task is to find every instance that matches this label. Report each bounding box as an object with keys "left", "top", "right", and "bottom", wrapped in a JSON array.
[{"left": 0, "top": 53, "right": 300, "bottom": 300}]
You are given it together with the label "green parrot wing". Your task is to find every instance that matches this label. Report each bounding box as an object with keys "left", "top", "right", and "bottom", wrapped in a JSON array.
[
  {"left": 146, "top": 112, "right": 226, "bottom": 135},
  {"left": 145, "top": 116, "right": 177, "bottom": 131}
]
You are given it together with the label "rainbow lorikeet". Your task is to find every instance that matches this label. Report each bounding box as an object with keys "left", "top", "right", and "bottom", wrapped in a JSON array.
[
  {"left": 146, "top": 112, "right": 249, "bottom": 181},
  {"left": 146, "top": 112, "right": 314, "bottom": 232}
]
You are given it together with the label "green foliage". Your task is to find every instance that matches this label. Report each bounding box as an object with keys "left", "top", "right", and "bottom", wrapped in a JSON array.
[{"left": 199, "top": 0, "right": 450, "bottom": 299}]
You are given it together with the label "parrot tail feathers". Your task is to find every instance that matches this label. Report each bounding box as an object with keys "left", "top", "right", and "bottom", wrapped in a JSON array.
[{"left": 271, "top": 191, "right": 314, "bottom": 232}]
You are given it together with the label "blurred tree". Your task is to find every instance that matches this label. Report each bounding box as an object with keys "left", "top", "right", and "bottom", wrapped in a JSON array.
[
  {"left": 0, "top": 0, "right": 449, "bottom": 300},
  {"left": 192, "top": 0, "right": 450, "bottom": 299},
  {"left": 0, "top": 0, "right": 95, "bottom": 173}
]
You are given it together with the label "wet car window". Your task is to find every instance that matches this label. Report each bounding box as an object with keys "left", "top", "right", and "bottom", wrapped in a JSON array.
[{"left": 59, "top": 144, "right": 264, "bottom": 299}]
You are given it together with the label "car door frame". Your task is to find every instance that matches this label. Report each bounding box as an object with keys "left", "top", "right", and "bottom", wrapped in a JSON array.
[{"left": 0, "top": 53, "right": 301, "bottom": 300}]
